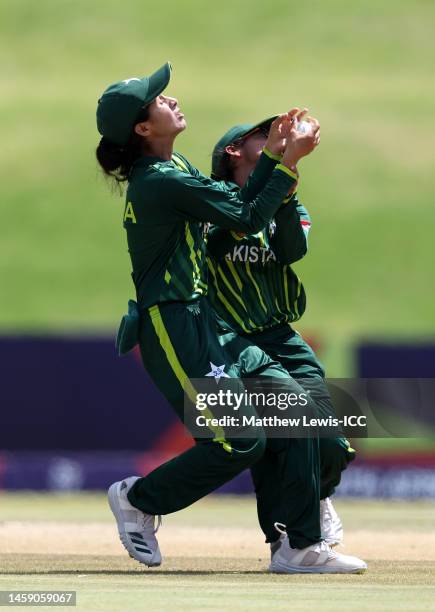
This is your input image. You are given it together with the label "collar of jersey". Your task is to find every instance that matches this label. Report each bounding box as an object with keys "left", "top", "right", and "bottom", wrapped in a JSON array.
[{"left": 134, "top": 155, "right": 172, "bottom": 169}]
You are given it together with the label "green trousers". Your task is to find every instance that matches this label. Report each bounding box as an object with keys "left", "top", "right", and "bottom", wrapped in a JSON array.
[
  {"left": 222, "top": 323, "right": 355, "bottom": 542},
  {"left": 127, "top": 297, "right": 322, "bottom": 549}
]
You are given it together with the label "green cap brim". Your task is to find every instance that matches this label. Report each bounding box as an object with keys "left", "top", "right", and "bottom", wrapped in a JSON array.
[
  {"left": 96, "top": 61, "right": 172, "bottom": 146},
  {"left": 211, "top": 115, "right": 277, "bottom": 180},
  {"left": 239, "top": 115, "right": 277, "bottom": 141},
  {"left": 145, "top": 61, "right": 172, "bottom": 105}
]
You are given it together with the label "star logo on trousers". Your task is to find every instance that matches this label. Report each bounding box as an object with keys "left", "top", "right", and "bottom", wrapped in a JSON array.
[{"left": 205, "top": 362, "right": 230, "bottom": 383}]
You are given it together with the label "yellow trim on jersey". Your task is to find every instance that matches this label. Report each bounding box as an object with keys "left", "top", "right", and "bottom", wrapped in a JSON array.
[
  {"left": 263, "top": 147, "right": 282, "bottom": 162},
  {"left": 217, "top": 264, "right": 247, "bottom": 311},
  {"left": 293, "top": 276, "right": 302, "bottom": 318},
  {"left": 224, "top": 260, "right": 243, "bottom": 291},
  {"left": 172, "top": 153, "right": 190, "bottom": 173},
  {"left": 207, "top": 260, "right": 252, "bottom": 334},
  {"left": 245, "top": 262, "right": 268, "bottom": 314},
  {"left": 275, "top": 163, "right": 298, "bottom": 181},
  {"left": 230, "top": 231, "right": 246, "bottom": 241},
  {"left": 148, "top": 304, "right": 231, "bottom": 453},
  {"left": 274, "top": 297, "right": 286, "bottom": 316},
  {"left": 283, "top": 265, "right": 291, "bottom": 312},
  {"left": 216, "top": 265, "right": 257, "bottom": 329},
  {"left": 185, "top": 222, "right": 202, "bottom": 287}
]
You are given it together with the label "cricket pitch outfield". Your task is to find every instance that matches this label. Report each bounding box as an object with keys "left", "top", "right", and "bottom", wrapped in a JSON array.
[{"left": 1, "top": 494, "right": 434, "bottom": 611}]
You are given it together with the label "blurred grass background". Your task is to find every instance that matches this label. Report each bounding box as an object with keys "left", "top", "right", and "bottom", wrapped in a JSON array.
[{"left": 1, "top": 0, "right": 434, "bottom": 375}]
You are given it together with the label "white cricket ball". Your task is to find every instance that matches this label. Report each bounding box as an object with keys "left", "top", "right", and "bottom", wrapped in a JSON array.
[{"left": 297, "top": 120, "right": 311, "bottom": 134}]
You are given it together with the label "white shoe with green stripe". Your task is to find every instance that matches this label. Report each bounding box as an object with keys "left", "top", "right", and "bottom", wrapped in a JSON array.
[{"left": 108, "top": 476, "right": 162, "bottom": 567}]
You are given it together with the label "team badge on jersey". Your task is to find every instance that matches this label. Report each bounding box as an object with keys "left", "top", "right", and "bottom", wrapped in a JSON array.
[{"left": 205, "top": 362, "right": 230, "bottom": 383}]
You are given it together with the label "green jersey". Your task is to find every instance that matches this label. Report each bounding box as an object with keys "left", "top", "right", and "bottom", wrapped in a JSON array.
[
  {"left": 123, "top": 151, "right": 297, "bottom": 309},
  {"left": 206, "top": 193, "right": 311, "bottom": 334}
]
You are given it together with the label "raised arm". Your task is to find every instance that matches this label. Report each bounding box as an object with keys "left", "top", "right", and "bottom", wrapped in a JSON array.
[
  {"left": 160, "top": 163, "right": 297, "bottom": 234},
  {"left": 240, "top": 110, "right": 300, "bottom": 202},
  {"left": 160, "top": 119, "right": 318, "bottom": 233},
  {"left": 173, "top": 112, "right": 301, "bottom": 203}
]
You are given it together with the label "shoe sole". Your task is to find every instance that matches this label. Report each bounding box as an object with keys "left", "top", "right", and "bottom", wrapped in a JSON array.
[
  {"left": 108, "top": 481, "right": 161, "bottom": 568},
  {"left": 269, "top": 561, "right": 367, "bottom": 574}
]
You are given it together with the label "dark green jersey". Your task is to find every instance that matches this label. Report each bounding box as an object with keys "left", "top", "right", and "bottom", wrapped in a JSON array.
[
  {"left": 123, "top": 151, "right": 297, "bottom": 309},
  {"left": 206, "top": 194, "right": 311, "bottom": 334}
]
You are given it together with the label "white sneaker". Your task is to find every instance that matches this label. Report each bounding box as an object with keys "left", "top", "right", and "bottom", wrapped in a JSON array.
[
  {"left": 108, "top": 476, "right": 162, "bottom": 567},
  {"left": 269, "top": 532, "right": 366, "bottom": 574},
  {"left": 320, "top": 497, "right": 343, "bottom": 546}
]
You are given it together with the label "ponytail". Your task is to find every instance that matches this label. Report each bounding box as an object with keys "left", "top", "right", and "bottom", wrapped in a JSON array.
[{"left": 96, "top": 105, "right": 150, "bottom": 188}]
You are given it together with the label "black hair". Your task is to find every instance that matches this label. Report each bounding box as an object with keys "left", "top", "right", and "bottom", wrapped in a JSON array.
[
  {"left": 95, "top": 104, "right": 150, "bottom": 189},
  {"left": 214, "top": 137, "right": 244, "bottom": 182},
  {"left": 214, "top": 125, "right": 270, "bottom": 182}
]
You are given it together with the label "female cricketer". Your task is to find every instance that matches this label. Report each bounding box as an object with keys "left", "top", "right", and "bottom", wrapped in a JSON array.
[
  {"left": 95, "top": 62, "right": 365, "bottom": 574},
  {"left": 205, "top": 118, "right": 366, "bottom": 572}
]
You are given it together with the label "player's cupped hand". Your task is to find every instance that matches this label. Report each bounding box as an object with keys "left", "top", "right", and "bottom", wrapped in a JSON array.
[
  {"left": 265, "top": 108, "right": 301, "bottom": 156},
  {"left": 303, "top": 115, "right": 321, "bottom": 147},
  {"left": 281, "top": 109, "right": 321, "bottom": 168},
  {"left": 265, "top": 108, "right": 320, "bottom": 155}
]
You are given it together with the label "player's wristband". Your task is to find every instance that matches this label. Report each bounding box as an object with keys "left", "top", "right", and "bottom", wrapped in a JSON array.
[
  {"left": 275, "top": 163, "right": 299, "bottom": 181},
  {"left": 263, "top": 147, "right": 282, "bottom": 162}
]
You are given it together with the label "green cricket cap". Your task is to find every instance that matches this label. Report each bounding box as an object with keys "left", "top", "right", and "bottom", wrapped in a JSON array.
[
  {"left": 211, "top": 116, "right": 277, "bottom": 180},
  {"left": 96, "top": 62, "right": 172, "bottom": 146}
]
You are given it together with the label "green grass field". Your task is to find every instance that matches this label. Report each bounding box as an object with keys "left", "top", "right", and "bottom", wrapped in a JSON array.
[
  {"left": 1, "top": 493, "right": 434, "bottom": 611},
  {"left": 1, "top": 0, "right": 434, "bottom": 370}
]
